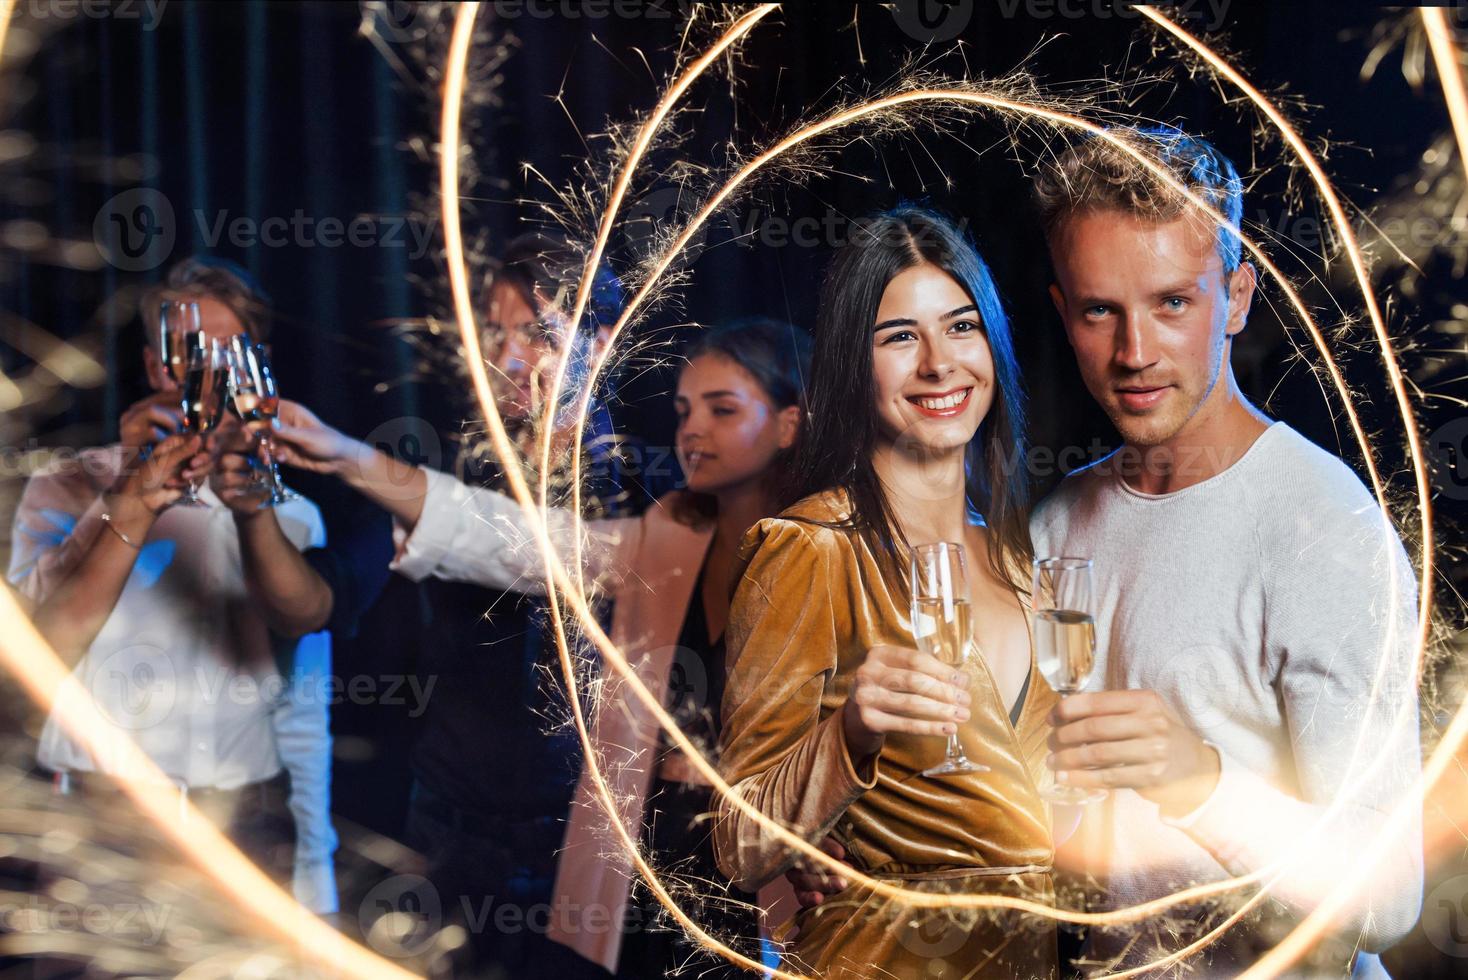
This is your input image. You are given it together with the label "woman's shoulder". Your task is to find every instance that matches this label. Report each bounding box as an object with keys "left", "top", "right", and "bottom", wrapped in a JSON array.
[{"left": 737, "top": 489, "right": 858, "bottom": 564}]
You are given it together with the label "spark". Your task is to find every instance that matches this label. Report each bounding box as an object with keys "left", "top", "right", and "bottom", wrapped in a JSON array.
[{"left": 528, "top": 20, "right": 1448, "bottom": 977}]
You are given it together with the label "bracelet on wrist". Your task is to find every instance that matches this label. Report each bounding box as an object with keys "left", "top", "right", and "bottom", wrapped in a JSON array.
[{"left": 99, "top": 511, "right": 142, "bottom": 549}]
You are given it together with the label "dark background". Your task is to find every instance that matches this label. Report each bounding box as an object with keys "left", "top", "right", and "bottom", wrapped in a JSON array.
[{"left": 1, "top": 1, "right": 1464, "bottom": 975}]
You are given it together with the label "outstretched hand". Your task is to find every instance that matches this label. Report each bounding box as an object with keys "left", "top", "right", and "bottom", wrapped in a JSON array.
[{"left": 269, "top": 399, "right": 361, "bottom": 475}]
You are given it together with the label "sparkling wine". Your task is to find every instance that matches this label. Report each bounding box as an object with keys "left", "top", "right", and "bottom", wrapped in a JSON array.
[
  {"left": 1034, "top": 609, "right": 1095, "bottom": 694},
  {"left": 913, "top": 597, "right": 972, "bottom": 667},
  {"left": 183, "top": 363, "right": 226, "bottom": 432},
  {"left": 160, "top": 329, "right": 192, "bottom": 385},
  {"left": 232, "top": 387, "right": 266, "bottom": 424}
]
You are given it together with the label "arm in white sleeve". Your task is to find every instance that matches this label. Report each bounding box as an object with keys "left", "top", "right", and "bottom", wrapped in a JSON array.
[
  {"left": 272, "top": 629, "right": 339, "bottom": 915},
  {"left": 389, "top": 466, "right": 626, "bottom": 593},
  {"left": 1166, "top": 512, "right": 1423, "bottom": 952}
]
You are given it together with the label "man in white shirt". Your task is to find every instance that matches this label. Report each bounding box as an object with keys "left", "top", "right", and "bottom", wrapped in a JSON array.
[
  {"left": 8, "top": 257, "right": 338, "bottom": 914},
  {"left": 1031, "top": 128, "right": 1423, "bottom": 975}
]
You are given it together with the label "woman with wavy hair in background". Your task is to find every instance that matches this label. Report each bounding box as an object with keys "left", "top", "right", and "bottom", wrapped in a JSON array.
[{"left": 714, "top": 207, "right": 1058, "bottom": 978}]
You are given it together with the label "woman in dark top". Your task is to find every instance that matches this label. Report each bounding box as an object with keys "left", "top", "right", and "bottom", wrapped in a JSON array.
[{"left": 270, "top": 317, "right": 814, "bottom": 978}]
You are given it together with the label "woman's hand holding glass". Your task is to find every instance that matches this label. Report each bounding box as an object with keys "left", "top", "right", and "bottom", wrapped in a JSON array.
[
  {"left": 840, "top": 643, "right": 973, "bottom": 764},
  {"left": 109, "top": 432, "right": 203, "bottom": 517},
  {"left": 265, "top": 399, "right": 362, "bottom": 475}
]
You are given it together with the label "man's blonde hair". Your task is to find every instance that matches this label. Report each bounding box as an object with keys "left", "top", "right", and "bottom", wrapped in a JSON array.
[
  {"left": 139, "top": 256, "right": 273, "bottom": 344},
  {"left": 1033, "top": 126, "right": 1245, "bottom": 272}
]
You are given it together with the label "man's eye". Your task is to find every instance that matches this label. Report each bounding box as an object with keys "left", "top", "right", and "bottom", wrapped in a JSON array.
[
  {"left": 1084, "top": 306, "right": 1110, "bottom": 319},
  {"left": 1163, "top": 297, "right": 1188, "bottom": 312}
]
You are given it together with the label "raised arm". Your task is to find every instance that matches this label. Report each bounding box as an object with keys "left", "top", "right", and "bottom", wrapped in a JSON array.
[
  {"left": 22, "top": 435, "right": 200, "bottom": 665},
  {"left": 210, "top": 425, "right": 336, "bottom": 639},
  {"left": 268, "top": 400, "right": 625, "bottom": 592}
]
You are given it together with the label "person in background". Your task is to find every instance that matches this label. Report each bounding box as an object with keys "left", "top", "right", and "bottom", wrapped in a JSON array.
[
  {"left": 7, "top": 257, "right": 340, "bottom": 915},
  {"left": 267, "top": 318, "right": 812, "bottom": 977},
  {"left": 227, "top": 231, "right": 642, "bottom": 977}
]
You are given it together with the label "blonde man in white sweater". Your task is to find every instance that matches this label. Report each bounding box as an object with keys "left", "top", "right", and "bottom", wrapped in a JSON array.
[{"left": 1031, "top": 128, "right": 1421, "bottom": 976}]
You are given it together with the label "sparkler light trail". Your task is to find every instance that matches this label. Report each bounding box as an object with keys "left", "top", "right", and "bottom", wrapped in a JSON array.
[
  {"left": 537, "top": 4, "right": 778, "bottom": 590},
  {"left": 0, "top": 589, "right": 420, "bottom": 980},
  {"left": 450, "top": 40, "right": 1435, "bottom": 980},
  {"left": 0, "top": 2, "right": 1452, "bottom": 976},
  {"left": 490, "top": 13, "right": 1451, "bottom": 979}
]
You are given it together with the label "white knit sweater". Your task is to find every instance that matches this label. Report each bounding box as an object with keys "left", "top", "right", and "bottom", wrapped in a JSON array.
[{"left": 1031, "top": 422, "right": 1423, "bottom": 977}]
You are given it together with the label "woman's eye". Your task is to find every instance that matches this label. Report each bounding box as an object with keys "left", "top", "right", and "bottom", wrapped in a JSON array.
[
  {"left": 711, "top": 406, "right": 736, "bottom": 417},
  {"left": 879, "top": 330, "right": 916, "bottom": 345},
  {"left": 949, "top": 319, "right": 981, "bottom": 334}
]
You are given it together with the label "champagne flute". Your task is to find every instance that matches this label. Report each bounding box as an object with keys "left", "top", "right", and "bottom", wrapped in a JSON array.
[
  {"left": 174, "top": 335, "right": 226, "bottom": 508},
  {"left": 225, "top": 335, "right": 299, "bottom": 508},
  {"left": 158, "top": 300, "right": 200, "bottom": 388},
  {"left": 1032, "top": 556, "right": 1106, "bottom": 804},
  {"left": 911, "top": 542, "right": 988, "bottom": 777}
]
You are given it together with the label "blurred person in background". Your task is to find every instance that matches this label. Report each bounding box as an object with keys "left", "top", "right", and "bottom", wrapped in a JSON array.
[{"left": 7, "top": 256, "right": 340, "bottom": 916}]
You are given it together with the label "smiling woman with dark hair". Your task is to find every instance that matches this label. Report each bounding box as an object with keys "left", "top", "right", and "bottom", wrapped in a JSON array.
[{"left": 714, "top": 206, "right": 1059, "bottom": 979}]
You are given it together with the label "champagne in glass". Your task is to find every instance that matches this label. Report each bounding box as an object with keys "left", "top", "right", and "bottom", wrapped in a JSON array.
[
  {"left": 174, "top": 337, "right": 224, "bottom": 508},
  {"left": 911, "top": 542, "right": 988, "bottom": 777},
  {"left": 225, "top": 335, "right": 299, "bottom": 508},
  {"left": 158, "top": 300, "right": 201, "bottom": 387},
  {"left": 1032, "top": 557, "right": 1106, "bottom": 804}
]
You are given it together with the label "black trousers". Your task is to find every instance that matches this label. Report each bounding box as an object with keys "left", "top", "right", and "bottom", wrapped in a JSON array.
[{"left": 403, "top": 779, "right": 611, "bottom": 980}]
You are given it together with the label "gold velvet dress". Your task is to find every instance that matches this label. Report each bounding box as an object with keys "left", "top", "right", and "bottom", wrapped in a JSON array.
[{"left": 714, "top": 491, "right": 1059, "bottom": 980}]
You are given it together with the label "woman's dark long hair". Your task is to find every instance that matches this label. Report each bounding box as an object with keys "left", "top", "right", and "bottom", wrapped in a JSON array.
[
  {"left": 788, "top": 206, "right": 1032, "bottom": 590},
  {"left": 672, "top": 317, "right": 814, "bottom": 528}
]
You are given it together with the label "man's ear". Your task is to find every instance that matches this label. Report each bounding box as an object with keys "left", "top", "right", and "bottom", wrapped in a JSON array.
[
  {"left": 1048, "top": 283, "right": 1067, "bottom": 321},
  {"left": 777, "top": 404, "right": 802, "bottom": 451},
  {"left": 1225, "top": 261, "right": 1257, "bottom": 338}
]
